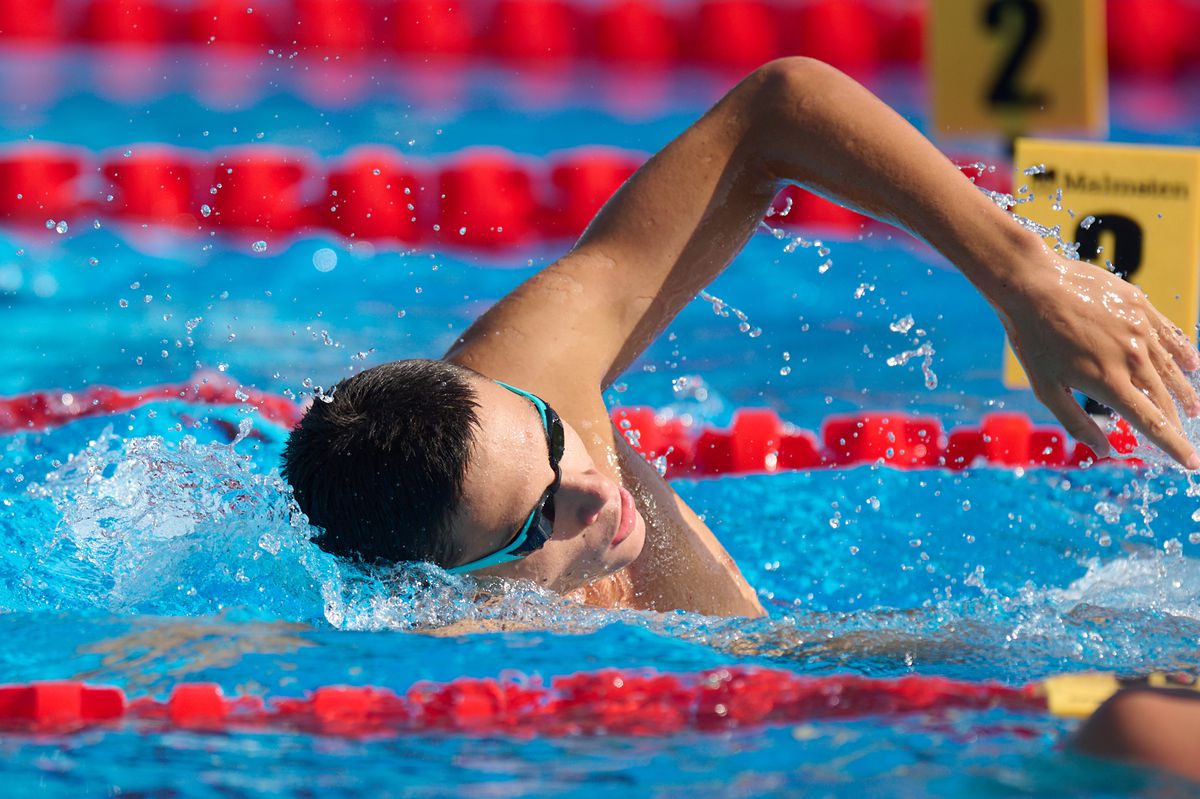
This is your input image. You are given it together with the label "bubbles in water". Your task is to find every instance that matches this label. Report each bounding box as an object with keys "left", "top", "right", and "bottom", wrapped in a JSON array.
[
  {"left": 312, "top": 248, "right": 338, "bottom": 272},
  {"left": 200, "top": 204, "right": 212, "bottom": 218},
  {"left": 252, "top": 240, "right": 268, "bottom": 253}
]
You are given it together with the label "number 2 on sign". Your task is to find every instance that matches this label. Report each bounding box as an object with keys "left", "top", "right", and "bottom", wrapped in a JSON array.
[
  {"left": 984, "top": 0, "right": 1045, "bottom": 109},
  {"left": 928, "top": 0, "right": 1105, "bottom": 136}
]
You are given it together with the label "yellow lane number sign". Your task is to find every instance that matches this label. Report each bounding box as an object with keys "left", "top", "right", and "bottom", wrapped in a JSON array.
[
  {"left": 929, "top": 0, "right": 1107, "bottom": 137},
  {"left": 1004, "top": 138, "right": 1200, "bottom": 388}
]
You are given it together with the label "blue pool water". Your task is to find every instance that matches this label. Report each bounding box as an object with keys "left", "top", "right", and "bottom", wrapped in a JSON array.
[{"left": 3, "top": 58, "right": 1200, "bottom": 797}]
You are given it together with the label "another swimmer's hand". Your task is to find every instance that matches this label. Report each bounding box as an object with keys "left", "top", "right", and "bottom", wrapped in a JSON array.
[{"left": 999, "top": 249, "right": 1200, "bottom": 469}]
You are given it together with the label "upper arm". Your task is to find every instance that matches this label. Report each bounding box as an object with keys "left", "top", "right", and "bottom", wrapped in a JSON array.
[{"left": 446, "top": 62, "right": 800, "bottom": 392}]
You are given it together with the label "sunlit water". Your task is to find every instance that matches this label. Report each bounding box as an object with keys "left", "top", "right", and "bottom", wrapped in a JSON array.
[
  {"left": 3, "top": 399, "right": 1200, "bottom": 796},
  {"left": 4, "top": 66, "right": 1200, "bottom": 797}
]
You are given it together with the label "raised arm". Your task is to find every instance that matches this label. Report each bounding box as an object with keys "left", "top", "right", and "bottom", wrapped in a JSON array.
[{"left": 450, "top": 57, "right": 1200, "bottom": 467}]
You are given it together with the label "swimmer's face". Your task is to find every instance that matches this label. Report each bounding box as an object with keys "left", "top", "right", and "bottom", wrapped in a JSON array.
[{"left": 446, "top": 378, "right": 646, "bottom": 592}]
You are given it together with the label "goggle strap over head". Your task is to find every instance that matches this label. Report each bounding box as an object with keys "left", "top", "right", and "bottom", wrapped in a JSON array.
[
  {"left": 446, "top": 509, "right": 535, "bottom": 575},
  {"left": 445, "top": 380, "right": 557, "bottom": 576}
]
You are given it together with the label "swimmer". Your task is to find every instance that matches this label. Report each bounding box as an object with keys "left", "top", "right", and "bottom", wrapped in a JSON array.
[
  {"left": 282, "top": 58, "right": 1200, "bottom": 619},
  {"left": 1073, "top": 680, "right": 1200, "bottom": 781}
]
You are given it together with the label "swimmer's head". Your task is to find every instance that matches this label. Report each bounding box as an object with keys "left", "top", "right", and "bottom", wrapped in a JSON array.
[{"left": 282, "top": 359, "right": 644, "bottom": 592}]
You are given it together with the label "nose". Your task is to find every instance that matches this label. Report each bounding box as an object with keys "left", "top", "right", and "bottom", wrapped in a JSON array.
[{"left": 553, "top": 469, "right": 615, "bottom": 532}]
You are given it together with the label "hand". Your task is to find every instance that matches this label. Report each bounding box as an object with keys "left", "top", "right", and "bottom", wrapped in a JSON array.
[{"left": 999, "top": 250, "right": 1200, "bottom": 469}]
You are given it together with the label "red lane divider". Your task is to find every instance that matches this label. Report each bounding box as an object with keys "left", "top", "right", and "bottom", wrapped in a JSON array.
[
  {"left": 614, "top": 407, "right": 1143, "bottom": 476},
  {"left": 0, "top": 375, "right": 1140, "bottom": 473},
  {"left": 0, "top": 0, "right": 911, "bottom": 75},
  {"left": 3, "top": 1, "right": 1197, "bottom": 79},
  {"left": 0, "top": 373, "right": 302, "bottom": 434},
  {"left": 0, "top": 143, "right": 1011, "bottom": 250},
  {"left": 0, "top": 667, "right": 1038, "bottom": 736}
]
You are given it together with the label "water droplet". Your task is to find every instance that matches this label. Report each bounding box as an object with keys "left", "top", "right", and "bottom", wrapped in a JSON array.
[
  {"left": 251, "top": 240, "right": 267, "bottom": 253},
  {"left": 55, "top": 220, "right": 68, "bottom": 234},
  {"left": 312, "top": 247, "right": 337, "bottom": 272},
  {"left": 200, "top": 204, "right": 212, "bottom": 218}
]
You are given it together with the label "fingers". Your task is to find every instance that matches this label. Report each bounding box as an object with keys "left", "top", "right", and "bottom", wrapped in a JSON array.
[
  {"left": 1032, "top": 379, "right": 1110, "bottom": 458},
  {"left": 1136, "top": 369, "right": 1183, "bottom": 434},
  {"left": 1154, "top": 312, "right": 1200, "bottom": 372},
  {"left": 1105, "top": 383, "right": 1199, "bottom": 470},
  {"left": 1153, "top": 344, "right": 1200, "bottom": 418}
]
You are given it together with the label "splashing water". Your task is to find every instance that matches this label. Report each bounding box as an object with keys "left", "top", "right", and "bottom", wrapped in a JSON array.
[
  {"left": 885, "top": 314, "right": 938, "bottom": 389},
  {"left": 698, "top": 290, "right": 762, "bottom": 338}
]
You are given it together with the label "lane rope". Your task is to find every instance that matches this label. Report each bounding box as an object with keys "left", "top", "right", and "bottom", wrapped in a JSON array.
[
  {"left": 0, "top": 667, "right": 1039, "bottom": 736},
  {"left": 1, "top": 0, "right": 1195, "bottom": 80},
  {"left": 0, "top": 375, "right": 1140, "bottom": 472}
]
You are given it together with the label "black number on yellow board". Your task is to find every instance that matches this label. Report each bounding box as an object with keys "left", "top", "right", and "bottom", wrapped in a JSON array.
[
  {"left": 984, "top": 0, "right": 1047, "bottom": 109},
  {"left": 1075, "top": 214, "right": 1144, "bottom": 280}
]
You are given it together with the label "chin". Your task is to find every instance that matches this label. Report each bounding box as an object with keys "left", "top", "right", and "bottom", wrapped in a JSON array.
[{"left": 607, "top": 514, "right": 647, "bottom": 572}]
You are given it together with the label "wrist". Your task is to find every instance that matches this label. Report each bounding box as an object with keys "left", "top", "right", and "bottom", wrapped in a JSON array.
[{"left": 950, "top": 212, "right": 1051, "bottom": 306}]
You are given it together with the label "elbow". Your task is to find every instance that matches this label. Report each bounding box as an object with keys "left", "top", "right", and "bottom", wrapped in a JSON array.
[
  {"left": 742, "top": 57, "right": 846, "bottom": 147},
  {"left": 749, "top": 57, "right": 842, "bottom": 111}
]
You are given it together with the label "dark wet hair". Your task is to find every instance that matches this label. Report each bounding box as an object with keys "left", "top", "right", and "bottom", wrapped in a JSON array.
[{"left": 281, "top": 359, "right": 481, "bottom": 566}]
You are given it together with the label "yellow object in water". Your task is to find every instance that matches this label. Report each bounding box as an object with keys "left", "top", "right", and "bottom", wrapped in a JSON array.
[{"left": 1038, "top": 672, "right": 1200, "bottom": 718}]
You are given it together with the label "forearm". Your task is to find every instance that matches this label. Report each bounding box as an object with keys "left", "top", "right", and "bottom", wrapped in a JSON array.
[
  {"left": 749, "top": 57, "right": 1045, "bottom": 301},
  {"left": 752, "top": 59, "right": 1200, "bottom": 468},
  {"left": 567, "top": 58, "right": 1044, "bottom": 389}
]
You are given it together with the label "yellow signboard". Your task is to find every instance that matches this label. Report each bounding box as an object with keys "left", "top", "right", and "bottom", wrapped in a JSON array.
[
  {"left": 1004, "top": 138, "right": 1200, "bottom": 387},
  {"left": 928, "top": 0, "right": 1107, "bottom": 137}
]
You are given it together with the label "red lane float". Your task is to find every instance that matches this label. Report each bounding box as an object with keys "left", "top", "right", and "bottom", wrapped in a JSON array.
[
  {"left": 2, "top": 0, "right": 896, "bottom": 70},
  {"left": 437, "top": 149, "right": 537, "bottom": 248},
  {"left": 391, "top": 0, "right": 474, "bottom": 58},
  {"left": 209, "top": 147, "right": 315, "bottom": 232},
  {"left": 691, "top": 0, "right": 780, "bottom": 71},
  {"left": 323, "top": 147, "right": 422, "bottom": 242},
  {"left": 0, "top": 375, "right": 1145, "bottom": 474},
  {"left": 0, "top": 141, "right": 931, "bottom": 247},
  {"left": 0, "top": 145, "right": 83, "bottom": 223},
  {"left": 595, "top": 0, "right": 678, "bottom": 65},
  {"left": 6, "top": 0, "right": 1195, "bottom": 77},
  {"left": 617, "top": 407, "right": 1144, "bottom": 477},
  {"left": 101, "top": 146, "right": 198, "bottom": 224},
  {"left": 0, "top": 374, "right": 301, "bottom": 435},
  {"left": 0, "top": 667, "right": 1038, "bottom": 736},
  {"left": 488, "top": 0, "right": 579, "bottom": 63},
  {"left": 189, "top": 0, "right": 279, "bottom": 50}
]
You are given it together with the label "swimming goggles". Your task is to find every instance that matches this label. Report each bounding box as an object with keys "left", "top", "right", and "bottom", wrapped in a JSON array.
[{"left": 447, "top": 381, "right": 564, "bottom": 575}]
